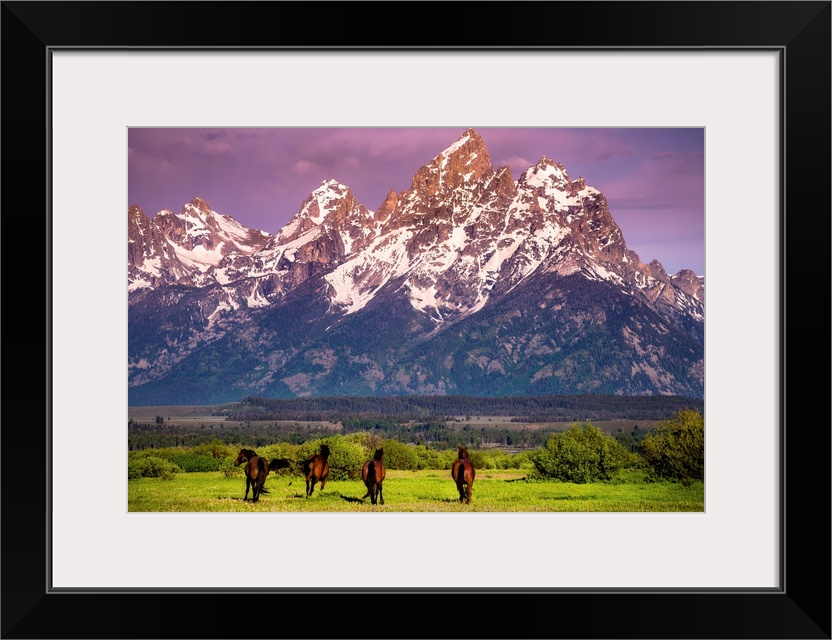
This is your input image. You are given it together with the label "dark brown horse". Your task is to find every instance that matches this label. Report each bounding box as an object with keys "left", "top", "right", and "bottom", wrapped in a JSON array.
[
  {"left": 451, "top": 446, "right": 475, "bottom": 503},
  {"left": 269, "top": 458, "right": 293, "bottom": 472},
  {"left": 234, "top": 448, "right": 270, "bottom": 503},
  {"left": 302, "top": 444, "right": 330, "bottom": 498},
  {"left": 361, "top": 448, "right": 386, "bottom": 505}
]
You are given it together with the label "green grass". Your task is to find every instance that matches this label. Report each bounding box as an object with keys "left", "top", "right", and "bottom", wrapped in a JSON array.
[{"left": 128, "top": 469, "right": 704, "bottom": 513}]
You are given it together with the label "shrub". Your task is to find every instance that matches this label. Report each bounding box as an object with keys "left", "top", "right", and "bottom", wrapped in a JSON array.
[
  {"left": 219, "top": 455, "right": 241, "bottom": 478},
  {"left": 128, "top": 454, "right": 182, "bottom": 480},
  {"left": 192, "top": 439, "right": 234, "bottom": 459},
  {"left": 465, "top": 449, "right": 488, "bottom": 469},
  {"left": 379, "top": 439, "right": 422, "bottom": 470},
  {"left": 171, "top": 452, "right": 222, "bottom": 472},
  {"left": 255, "top": 443, "right": 301, "bottom": 464},
  {"left": 342, "top": 431, "right": 382, "bottom": 458},
  {"left": 412, "top": 445, "right": 452, "bottom": 470},
  {"left": 529, "top": 424, "right": 629, "bottom": 483},
  {"left": 639, "top": 408, "right": 704, "bottom": 485},
  {"left": 479, "top": 449, "right": 526, "bottom": 470}
]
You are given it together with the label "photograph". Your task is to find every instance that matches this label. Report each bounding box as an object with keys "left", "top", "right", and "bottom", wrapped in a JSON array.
[
  {"left": 3, "top": 0, "right": 828, "bottom": 638},
  {"left": 127, "top": 126, "right": 705, "bottom": 513}
]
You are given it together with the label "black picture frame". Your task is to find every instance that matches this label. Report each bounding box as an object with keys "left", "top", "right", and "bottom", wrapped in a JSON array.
[{"left": 2, "top": 2, "right": 829, "bottom": 638}]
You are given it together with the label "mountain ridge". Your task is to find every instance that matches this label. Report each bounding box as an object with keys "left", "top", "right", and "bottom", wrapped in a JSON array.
[{"left": 128, "top": 129, "right": 704, "bottom": 405}]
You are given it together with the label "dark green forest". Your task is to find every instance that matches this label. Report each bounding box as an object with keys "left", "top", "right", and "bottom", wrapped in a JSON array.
[{"left": 226, "top": 393, "right": 703, "bottom": 422}]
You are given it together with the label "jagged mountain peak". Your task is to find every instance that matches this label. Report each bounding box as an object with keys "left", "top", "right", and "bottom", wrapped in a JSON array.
[
  {"left": 375, "top": 188, "right": 398, "bottom": 225},
  {"left": 519, "top": 156, "right": 573, "bottom": 189},
  {"left": 183, "top": 196, "right": 212, "bottom": 214},
  {"left": 314, "top": 178, "right": 349, "bottom": 195},
  {"left": 441, "top": 128, "right": 486, "bottom": 154},
  {"left": 390, "top": 129, "right": 498, "bottom": 230},
  {"left": 128, "top": 204, "right": 146, "bottom": 220},
  {"left": 279, "top": 178, "right": 367, "bottom": 241},
  {"left": 423, "top": 128, "right": 493, "bottom": 182},
  {"left": 649, "top": 259, "right": 668, "bottom": 277}
]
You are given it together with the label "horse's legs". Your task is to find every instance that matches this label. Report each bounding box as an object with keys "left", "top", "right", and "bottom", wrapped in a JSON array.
[
  {"left": 378, "top": 484, "right": 384, "bottom": 506},
  {"left": 466, "top": 481, "right": 473, "bottom": 503},
  {"left": 244, "top": 477, "right": 251, "bottom": 501}
]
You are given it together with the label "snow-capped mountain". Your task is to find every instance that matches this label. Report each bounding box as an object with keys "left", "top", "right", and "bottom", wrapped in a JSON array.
[
  {"left": 128, "top": 197, "right": 271, "bottom": 297},
  {"left": 128, "top": 129, "right": 704, "bottom": 405}
]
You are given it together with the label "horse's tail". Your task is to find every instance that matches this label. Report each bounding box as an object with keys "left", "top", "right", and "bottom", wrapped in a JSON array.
[{"left": 367, "top": 460, "right": 377, "bottom": 486}]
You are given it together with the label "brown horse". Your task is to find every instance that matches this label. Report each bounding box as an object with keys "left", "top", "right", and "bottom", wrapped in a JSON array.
[
  {"left": 302, "top": 444, "right": 330, "bottom": 498},
  {"left": 269, "top": 458, "right": 293, "bottom": 472},
  {"left": 234, "top": 448, "right": 270, "bottom": 503},
  {"left": 451, "top": 446, "right": 475, "bottom": 503},
  {"left": 361, "top": 448, "right": 386, "bottom": 505}
]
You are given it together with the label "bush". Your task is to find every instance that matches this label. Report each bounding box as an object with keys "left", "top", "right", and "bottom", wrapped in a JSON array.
[
  {"left": 379, "top": 439, "right": 422, "bottom": 470},
  {"left": 413, "top": 445, "right": 454, "bottom": 470},
  {"left": 171, "top": 452, "right": 222, "bottom": 472},
  {"left": 219, "top": 455, "right": 241, "bottom": 478},
  {"left": 478, "top": 449, "right": 527, "bottom": 470},
  {"left": 255, "top": 443, "right": 301, "bottom": 464},
  {"left": 639, "top": 408, "right": 704, "bottom": 485},
  {"left": 529, "top": 424, "right": 629, "bottom": 483},
  {"left": 128, "top": 454, "right": 182, "bottom": 480},
  {"left": 342, "top": 431, "right": 382, "bottom": 459},
  {"left": 192, "top": 440, "right": 234, "bottom": 460},
  {"left": 466, "top": 449, "right": 488, "bottom": 469}
]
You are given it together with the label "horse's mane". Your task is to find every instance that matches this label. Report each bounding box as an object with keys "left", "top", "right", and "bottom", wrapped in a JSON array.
[
  {"left": 235, "top": 448, "right": 258, "bottom": 465},
  {"left": 320, "top": 444, "right": 331, "bottom": 460},
  {"left": 373, "top": 448, "right": 384, "bottom": 461}
]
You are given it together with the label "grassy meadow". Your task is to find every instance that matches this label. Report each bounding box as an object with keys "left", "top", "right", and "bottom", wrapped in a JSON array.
[{"left": 128, "top": 468, "right": 704, "bottom": 513}]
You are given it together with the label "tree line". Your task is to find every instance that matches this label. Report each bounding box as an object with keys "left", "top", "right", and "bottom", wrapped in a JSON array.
[{"left": 225, "top": 393, "right": 703, "bottom": 422}]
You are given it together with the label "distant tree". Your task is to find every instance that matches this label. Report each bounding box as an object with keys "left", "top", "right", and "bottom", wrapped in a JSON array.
[
  {"left": 530, "top": 424, "right": 628, "bottom": 483},
  {"left": 379, "top": 439, "right": 421, "bottom": 470},
  {"left": 639, "top": 408, "right": 704, "bottom": 485}
]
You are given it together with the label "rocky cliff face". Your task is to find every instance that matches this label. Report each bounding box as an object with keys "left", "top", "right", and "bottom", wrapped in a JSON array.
[{"left": 128, "top": 129, "right": 704, "bottom": 405}]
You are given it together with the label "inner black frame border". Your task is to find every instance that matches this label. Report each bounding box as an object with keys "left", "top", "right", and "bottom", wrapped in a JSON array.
[{"left": 2, "top": 2, "right": 829, "bottom": 639}]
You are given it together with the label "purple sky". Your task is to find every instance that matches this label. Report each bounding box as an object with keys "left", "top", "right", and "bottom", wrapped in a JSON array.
[{"left": 128, "top": 127, "right": 704, "bottom": 275}]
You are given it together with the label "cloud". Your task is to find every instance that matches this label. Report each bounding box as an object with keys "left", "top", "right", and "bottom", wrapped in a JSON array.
[
  {"left": 600, "top": 152, "right": 704, "bottom": 211},
  {"left": 202, "top": 140, "right": 232, "bottom": 155},
  {"left": 292, "top": 160, "right": 323, "bottom": 175},
  {"left": 498, "top": 155, "right": 533, "bottom": 176},
  {"left": 652, "top": 151, "right": 705, "bottom": 160},
  {"left": 337, "top": 155, "right": 361, "bottom": 170}
]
